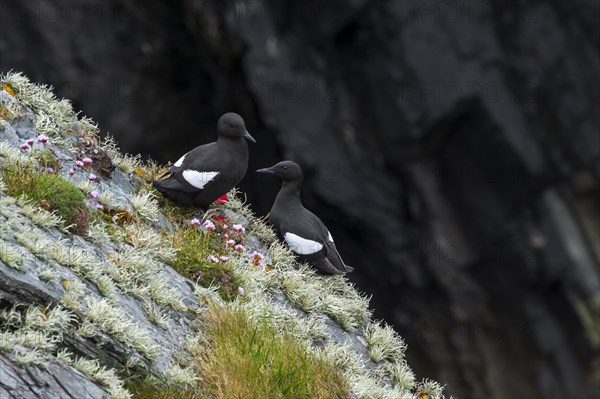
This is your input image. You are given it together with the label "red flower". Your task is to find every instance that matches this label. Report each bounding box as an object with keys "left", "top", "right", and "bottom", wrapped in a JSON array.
[
  {"left": 213, "top": 194, "right": 229, "bottom": 204},
  {"left": 211, "top": 215, "right": 226, "bottom": 224}
]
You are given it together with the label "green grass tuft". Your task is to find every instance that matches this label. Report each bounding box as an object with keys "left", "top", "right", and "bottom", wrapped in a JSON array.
[
  {"left": 126, "top": 376, "right": 197, "bottom": 399},
  {"left": 172, "top": 227, "right": 242, "bottom": 301},
  {"left": 195, "top": 305, "right": 350, "bottom": 399}
]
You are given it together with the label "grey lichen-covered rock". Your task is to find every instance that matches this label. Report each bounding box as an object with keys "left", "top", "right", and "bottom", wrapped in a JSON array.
[
  {"left": 0, "top": 73, "right": 444, "bottom": 399},
  {"left": 0, "top": 348, "right": 109, "bottom": 399}
]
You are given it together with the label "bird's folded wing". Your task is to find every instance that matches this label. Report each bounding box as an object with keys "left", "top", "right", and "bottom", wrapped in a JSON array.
[
  {"left": 179, "top": 170, "right": 219, "bottom": 190},
  {"left": 154, "top": 170, "right": 219, "bottom": 193},
  {"left": 280, "top": 210, "right": 331, "bottom": 255},
  {"left": 283, "top": 232, "right": 324, "bottom": 255},
  {"left": 163, "top": 142, "right": 220, "bottom": 175}
]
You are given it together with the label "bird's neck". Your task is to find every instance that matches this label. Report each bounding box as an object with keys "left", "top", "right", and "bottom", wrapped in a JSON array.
[
  {"left": 217, "top": 136, "right": 248, "bottom": 148},
  {"left": 217, "top": 136, "right": 248, "bottom": 154},
  {"left": 274, "top": 180, "right": 303, "bottom": 209}
]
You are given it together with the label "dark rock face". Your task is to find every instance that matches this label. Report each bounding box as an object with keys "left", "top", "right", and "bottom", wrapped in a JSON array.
[
  {"left": 1, "top": 1, "right": 598, "bottom": 397},
  {"left": 0, "top": 350, "right": 109, "bottom": 399}
]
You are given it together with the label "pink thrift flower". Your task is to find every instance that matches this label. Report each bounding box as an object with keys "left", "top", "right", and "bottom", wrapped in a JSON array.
[
  {"left": 234, "top": 244, "right": 245, "bottom": 253},
  {"left": 26, "top": 138, "right": 35, "bottom": 146},
  {"left": 232, "top": 224, "right": 245, "bottom": 233},
  {"left": 203, "top": 220, "right": 216, "bottom": 232},
  {"left": 190, "top": 218, "right": 201, "bottom": 227},
  {"left": 238, "top": 287, "right": 245, "bottom": 296},
  {"left": 46, "top": 167, "right": 54, "bottom": 173},
  {"left": 222, "top": 224, "right": 228, "bottom": 231},
  {"left": 88, "top": 173, "right": 97, "bottom": 181},
  {"left": 82, "top": 157, "right": 93, "bottom": 165},
  {"left": 251, "top": 251, "right": 264, "bottom": 266},
  {"left": 69, "top": 168, "right": 75, "bottom": 176},
  {"left": 75, "top": 160, "right": 84, "bottom": 168},
  {"left": 220, "top": 256, "right": 229, "bottom": 263},
  {"left": 226, "top": 239, "right": 236, "bottom": 248},
  {"left": 95, "top": 204, "right": 104, "bottom": 211},
  {"left": 208, "top": 255, "right": 219, "bottom": 264},
  {"left": 37, "top": 134, "right": 49, "bottom": 144},
  {"left": 89, "top": 191, "right": 100, "bottom": 199},
  {"left": 20, "top": 143, "right": 29, "bottom": 150}
]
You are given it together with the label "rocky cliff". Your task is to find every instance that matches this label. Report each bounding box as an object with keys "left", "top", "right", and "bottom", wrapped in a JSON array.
[
  {"left": 0, "top": 1, "right": 598, "bottom": 397},
  {"left": 0, "top": 73, "right": 445, "bottom": 399}
]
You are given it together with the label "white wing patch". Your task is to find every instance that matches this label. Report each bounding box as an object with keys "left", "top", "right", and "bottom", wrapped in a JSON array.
[
  {"left": 284, "top": 232, "right": 323, "bottom": 255},
  {"left": 173, "top": 153, "right": 187, "bottom": 167},
  {"left": 327, "top": 231, "right": 334, "bottom": 242},
  {"left": 182, "top": 170, "right": 218, "bottom": 189}
]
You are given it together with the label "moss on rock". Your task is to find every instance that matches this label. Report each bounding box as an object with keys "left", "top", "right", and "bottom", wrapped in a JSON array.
[{"left": 3, "top": 166, "right": 88, "bottom": 233}]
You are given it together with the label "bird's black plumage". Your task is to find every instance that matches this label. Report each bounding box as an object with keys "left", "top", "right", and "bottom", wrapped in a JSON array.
[
  {"left": 153, "top": 113, "right": 255, "bottom": 209},
  {"left": 257, "top": 161, "right": 354, "bottom": 275}
]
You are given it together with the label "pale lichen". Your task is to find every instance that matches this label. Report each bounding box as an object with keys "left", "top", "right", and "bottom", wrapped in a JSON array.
[
  {"left": 17, "top": 199, "right": 64, "bottom": 229},
  {"left": 415, "top": 379, "right": 445, "bottom": 399},
  {"left": 143, "top": 300, "right": 169, "bottom": 329},
  {"left": 2, "top": 71, "right": 77, "bottom": 143},
  {"left": 380, "top": 361, "right": 416, "bottom": 391},
  {"left": 84, "top": 298, "right": 158, "bottom": 360},
  {"left": 280, "top": 267, "right": 324, "bottom": 314},
  {"left": 130, "top": 190, "right": 161, "bottom": 222},
  {"left": 14, "top": 349, "right": 48, "bottom": 369},
  {"left": 0, "top": 239, "right": 25, "bottom": 269},
  {"left": 69, "top": 356, "right": 132, "bottom": 399},
  {"left": 60, "top": 278, "right": 86, "bottom": 309},
  {"left": 100, "top": 135, "right": 141, "bottom": 174},
  {"left": 165, "top": 363, "right": 198, "bottom": 386},
  {"left": 23, "top": 305, "right": 74, "bottom": 337},
  {"left": 364, "top": 321, "right": 407, "bottom": 363}
]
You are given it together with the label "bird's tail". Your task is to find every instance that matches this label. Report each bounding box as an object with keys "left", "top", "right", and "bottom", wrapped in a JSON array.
[
  {"left": 152, "top": 180, "right": 168, "bottom": 195},
  {"left": 344, "top": 264, "right": 354, "bottom": 273}
]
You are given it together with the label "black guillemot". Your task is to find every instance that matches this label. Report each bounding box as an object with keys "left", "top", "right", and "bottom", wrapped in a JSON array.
[
  {"left": 154, "top": 113, "right": 255, "bottom": 209},
  {"left": 257, "top": 161, "right": 354, "bottom": 275}
]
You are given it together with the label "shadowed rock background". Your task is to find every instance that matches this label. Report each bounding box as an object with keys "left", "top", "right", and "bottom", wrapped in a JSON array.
[{"left": 1, "top": 0, "right": 598, "bottom": 398}]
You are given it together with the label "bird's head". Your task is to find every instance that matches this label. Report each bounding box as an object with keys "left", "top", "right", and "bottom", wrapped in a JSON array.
[
  {"left": 217, "top": 112, "right": 256, "bottom": 143},
  {"left": 256, "top": 160, "right": 303, "bottom": 182}
]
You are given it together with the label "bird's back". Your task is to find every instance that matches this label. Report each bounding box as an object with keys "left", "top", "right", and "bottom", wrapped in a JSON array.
[{"left": 154, "top": 139, "right": 249, "bottom": 208}]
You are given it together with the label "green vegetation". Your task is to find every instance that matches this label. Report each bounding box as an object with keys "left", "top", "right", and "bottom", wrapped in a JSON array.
[
  {"left": 196, "top": 306, "right": 350, "bottom": 399},
  {"left": 172, "top": 227, "right": 241, "bottom": 301},
  {"left": 127, "top": 306, "right": 350, "bottom": 399},
  {"left": 33, "top": 150, "right": 61, "bottom": 171},
  {"left": 125, "top": 378, "right": 198, "bottom": 399},
  {"left": 3, "top": 164, "right": 88, "bottom": 233}
]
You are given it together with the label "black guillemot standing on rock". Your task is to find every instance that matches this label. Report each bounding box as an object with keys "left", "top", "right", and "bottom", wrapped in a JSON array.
[
  {"left": 153, "top": 113, "right": 255, "bottom": 209},
  {"left": 257, "top": 161, "right": 354, "bottom": 275}
]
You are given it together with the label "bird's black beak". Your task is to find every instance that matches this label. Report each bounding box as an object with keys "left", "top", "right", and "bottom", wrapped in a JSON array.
[
  {"left": 256, "top": 167, "right": 276, "bottom": 175},
  {"left": 243, "top": 130, "right": 256, "bottom": 143}
]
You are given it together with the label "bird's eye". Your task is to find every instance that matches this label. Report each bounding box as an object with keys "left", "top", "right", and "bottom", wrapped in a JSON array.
[{"left": 283, "top": 166, "right": 288, "bottom": 170}]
